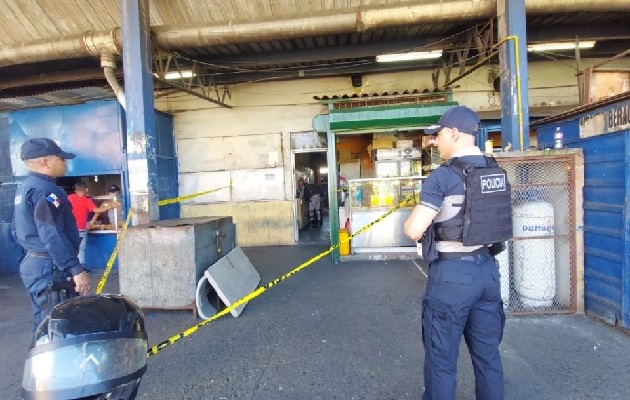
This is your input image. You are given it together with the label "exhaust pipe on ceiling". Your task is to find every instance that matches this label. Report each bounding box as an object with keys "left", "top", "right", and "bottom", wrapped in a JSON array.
[
  {"left": 152, "top": 1, "right": 495, "bottom": 48},
  {"left": 0, "top": 0, "right": 628, "bottom": 67},
  {"left": 100, "top": 53, "right": 126, "bottom": 110},
  {"left": 0, "top": 28, "right": 122, "bottom": 68}
]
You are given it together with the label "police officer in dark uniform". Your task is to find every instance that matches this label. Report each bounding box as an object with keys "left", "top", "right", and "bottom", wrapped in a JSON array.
[
  {"left": 13, "top": 138, "right": 91, "bottom": 332},
  {"left": 404, "top": 106, "right": 510, "bottom": 400}
]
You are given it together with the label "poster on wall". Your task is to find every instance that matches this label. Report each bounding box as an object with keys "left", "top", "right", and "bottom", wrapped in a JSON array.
[{"left": 579, "top": 113, "right": 605, "bottom": 138}]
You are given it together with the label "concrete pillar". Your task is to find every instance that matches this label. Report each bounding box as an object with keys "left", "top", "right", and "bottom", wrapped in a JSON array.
[
  {"left": 121, "top": 0, "right": 159, "bottom": 224},
  {"left": 498, "top": 0, "right": 530, "bottom": 151}
]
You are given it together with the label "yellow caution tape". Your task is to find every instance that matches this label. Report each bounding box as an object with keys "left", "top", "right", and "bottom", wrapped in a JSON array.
[
  {"left": 95, "top": 210, "right": 134, "bottom": 294},
  {"left": 146, "top": 193, "right": 416, "bottom": 357},
  {"left": 158, "top": 180, "right": 232, "bottom": 206}
]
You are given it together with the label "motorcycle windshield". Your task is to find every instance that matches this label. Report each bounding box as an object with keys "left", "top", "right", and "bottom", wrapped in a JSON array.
[{"left": 22, "top": 336, "right": 147, "bottom": 400}]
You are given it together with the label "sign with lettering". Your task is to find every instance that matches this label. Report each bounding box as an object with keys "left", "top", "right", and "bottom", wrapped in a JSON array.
[
  {"left": 521, "top": 219, "right": 555, "bottom": 235},
  {"left": 579, "top": 101, "right": 630, "bottom": 138},
  {"left": 608, "top": 102, "right": 630, "bottom": 133},
  {"left": 480, "top": 173, "right": 506, "bottom": 193}
]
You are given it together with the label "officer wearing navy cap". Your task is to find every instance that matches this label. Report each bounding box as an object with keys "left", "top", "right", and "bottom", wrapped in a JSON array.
[
  {"left": 13, "top": 137, "right": 91, "bottom": 331},
  {"left": 404, "top": 106, "right": 509, "bottom": 400}
]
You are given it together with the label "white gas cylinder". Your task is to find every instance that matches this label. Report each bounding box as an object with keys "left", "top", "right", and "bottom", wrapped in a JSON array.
[{"left": 512, "top": 201, "right": 556, "bottom": 308}]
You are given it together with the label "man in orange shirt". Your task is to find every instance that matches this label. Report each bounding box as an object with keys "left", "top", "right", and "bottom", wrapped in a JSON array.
[{"left": 67, "top": 182, "right": 111, "bottom": 265}]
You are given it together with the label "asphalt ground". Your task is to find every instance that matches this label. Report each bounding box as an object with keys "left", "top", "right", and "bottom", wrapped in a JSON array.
[{"left": 2, "top": 245, "right": 630, "bottom": 399}]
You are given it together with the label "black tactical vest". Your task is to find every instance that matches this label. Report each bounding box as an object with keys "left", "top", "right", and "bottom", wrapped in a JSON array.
[{"left": 435, "top": 156, "right": 513, "bottom": 246}]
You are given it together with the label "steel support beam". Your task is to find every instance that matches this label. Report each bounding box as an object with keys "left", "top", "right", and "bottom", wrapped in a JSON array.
[
  {"left": 432, "top": 21, "right": 494, "bottom": 90},
  {"left": 327, "top": 128, "right": 340, "bottom": 262},
  {"left": 153, "top": 50, "right": 232, "bottom": 108},
  {"left": 205, "top": 61, "right": 441, "bottom": 85},
  {"left": 122, "top": 0, "right": 160, "bottom": 224},
  {"left": 498, "top": 0, "right": 530, "bottom": 151}
]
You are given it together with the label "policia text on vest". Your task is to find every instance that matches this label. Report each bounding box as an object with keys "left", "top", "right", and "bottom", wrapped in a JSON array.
[{"left": 420, "top": 156, "right": 512, "bottom": 262}]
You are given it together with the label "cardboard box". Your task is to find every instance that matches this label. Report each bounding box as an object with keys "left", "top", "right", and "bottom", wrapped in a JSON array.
[
  {"left": 338, "top": 149, "right": 352, "bottom": 159},
  {"left": 373, "top": 132, "right": 396, "bottom": 140},
  {"left": 372, "top": 137, "right": 393, "bottom": 149},
  {"left": 396, "top": 139, "right": 413, "bottom": 149}
]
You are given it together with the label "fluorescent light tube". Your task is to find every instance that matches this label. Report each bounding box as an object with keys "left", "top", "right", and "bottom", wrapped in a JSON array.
[
  {"left": 159, "top": 71, "right": 195, "bottom": 80},
  {"left": 376, "top": 50, "right": 443, "bottom": 63},
  {"left": 528, "top": 41, "right": 596, "bottom": 52}
]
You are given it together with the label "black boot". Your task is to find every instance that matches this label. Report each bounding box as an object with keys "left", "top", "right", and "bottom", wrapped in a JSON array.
[{"left": 311, "top": 220, "right": 318, "bottom": 229}]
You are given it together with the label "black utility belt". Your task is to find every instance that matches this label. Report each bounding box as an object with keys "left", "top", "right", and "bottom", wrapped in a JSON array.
[{"left": 438, "top": 246, "right": 489, "bottom": 260}]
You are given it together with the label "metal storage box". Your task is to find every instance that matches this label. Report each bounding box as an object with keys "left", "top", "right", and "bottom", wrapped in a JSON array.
[{"left": 119, "top": 216, "right": 235, "bottom": 312}]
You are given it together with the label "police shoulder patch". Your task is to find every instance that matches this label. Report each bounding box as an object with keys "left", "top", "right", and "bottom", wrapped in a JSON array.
[{"left": 46, "top": 192, "right": 61, "bottom": 208}]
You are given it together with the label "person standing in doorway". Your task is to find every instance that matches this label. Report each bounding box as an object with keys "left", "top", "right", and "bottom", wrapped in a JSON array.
[
  {"left": 67, "top": 182, "right": 112, "bottom": 267},
  {"left": 297, "top": 178, "right": 325, "bottom": 228},
  {"left": 404, "top": 106, "right": 511, "bottom": 400},
  {"left": 13, "top": 138, "right": 91, "bottom": 331}
]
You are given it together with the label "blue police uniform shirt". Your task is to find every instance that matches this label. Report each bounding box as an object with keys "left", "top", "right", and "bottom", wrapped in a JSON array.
[
  {"left": 14, "top": 171, "right": 83, "bottom": 276},
  {"left": 420, "top": 146, "right": 487, "bottom": 254}
]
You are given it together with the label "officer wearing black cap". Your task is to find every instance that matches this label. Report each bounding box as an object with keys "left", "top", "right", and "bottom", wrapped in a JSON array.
[
  {"left": 404, "top": 106, "right": 511, "bottom": 400},
  {"left": 13, "top": 137, "right": 91, "bottom": 331}
]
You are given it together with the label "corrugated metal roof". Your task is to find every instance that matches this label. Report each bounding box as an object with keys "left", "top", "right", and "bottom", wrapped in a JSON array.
[
  {"left": 531, "top": 91, "right": 630, "bottom": 127},
  {"left": 0, "top": 0, "right": 416, "bottom": 47},
  {"left": 313, "top": 88, "right": 443, "bottom": 101},
  {"left": 477, "top": 104, "right": 580, "bottom": 120},
  {"left": 318, "top": 91, "right": 451, "bottom": 110},
  {"left": 0, "top": 87, "right": 115, "bottom": 112}
]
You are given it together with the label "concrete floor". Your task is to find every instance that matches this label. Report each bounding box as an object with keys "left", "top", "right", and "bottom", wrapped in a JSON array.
[
  {"left": 2, "top": 245, "right": 630, "bottom": 400},
  {"left": 298, "top": 210, "right": 330, "bottom": 244}
]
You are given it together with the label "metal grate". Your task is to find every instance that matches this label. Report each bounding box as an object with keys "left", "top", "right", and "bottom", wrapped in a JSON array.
[{"left": 497, "top": 156, "right": 575, "bottom": 314}]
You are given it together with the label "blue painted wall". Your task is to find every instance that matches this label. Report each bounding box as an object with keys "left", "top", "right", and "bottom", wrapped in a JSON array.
[
  {"left": 537, "top": 101, "right": 630, "bottom": 328},
  {"left": 0, "top": 101, "right": 179, "bottom": 272},
  {"left": 5, "top": 101, "right": 125, "bottom": 178},
  {"left": 156, "top": 111, "right": 179, "bottom": 220},
  {"left": 0, "top": 183, "right": 22, "bottom": 273}
]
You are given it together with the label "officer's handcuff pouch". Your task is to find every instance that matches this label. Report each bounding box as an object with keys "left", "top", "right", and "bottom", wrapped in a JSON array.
[{"left": 420, "top": 224, "right": 439, "bottom": 263}]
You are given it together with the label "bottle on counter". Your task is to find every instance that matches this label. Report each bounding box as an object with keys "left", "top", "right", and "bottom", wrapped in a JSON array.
[{"left": 554, "top": 127, "right": 564, "bottom": 149}]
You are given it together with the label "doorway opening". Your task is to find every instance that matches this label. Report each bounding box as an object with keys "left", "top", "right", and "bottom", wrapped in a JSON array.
[{"left": 293, "top": 149, "right": 329, "bottom": 244}]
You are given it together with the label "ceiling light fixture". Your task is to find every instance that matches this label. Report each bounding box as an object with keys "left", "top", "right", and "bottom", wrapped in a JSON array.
[
  {"left": 527, "top": 41, "right": 596, "bottom": 52},
  {"left": 156, "top": 70, "right": 195, "bottom": 80},
  {"left": 376, "top": 50, "right": 443, "bottom": 63}
]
